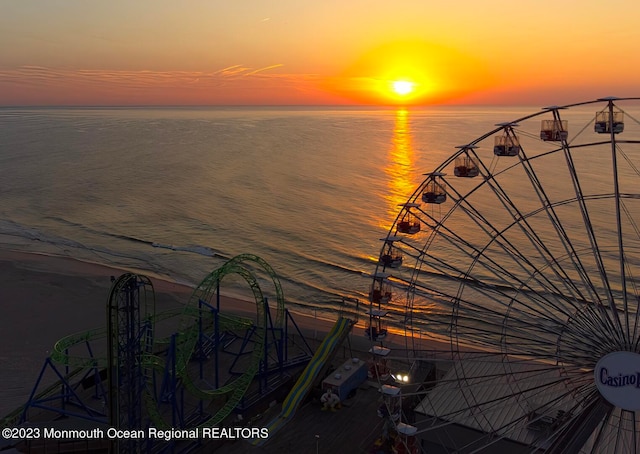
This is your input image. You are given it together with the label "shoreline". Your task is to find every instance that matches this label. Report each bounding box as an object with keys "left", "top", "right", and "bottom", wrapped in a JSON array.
[
  {"left": 0, "top": 248, "right": 450, "bottom": 417},
  {"left": 0, "top": 248, "right": 441, "bottom": 341}
]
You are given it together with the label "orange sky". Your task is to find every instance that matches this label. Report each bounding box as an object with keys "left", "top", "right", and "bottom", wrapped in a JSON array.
[{"left": 1, "top": 1, "right": 638, "bottom": 106}]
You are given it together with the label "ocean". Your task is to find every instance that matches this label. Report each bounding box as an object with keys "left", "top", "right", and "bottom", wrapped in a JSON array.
[
  {"left": 0, "top": 106, "right": 520, "bottom": 308},
  {"left": 1, "top": 101, "right": 639, "bottom": 336}
]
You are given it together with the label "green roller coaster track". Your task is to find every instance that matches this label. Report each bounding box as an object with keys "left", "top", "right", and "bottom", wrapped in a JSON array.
[
  {"left": 165, "top": 253, "right": 286, "bottom": 428},
  {"left": 6, "top": 254, "right": 287, "bottom": 432}
]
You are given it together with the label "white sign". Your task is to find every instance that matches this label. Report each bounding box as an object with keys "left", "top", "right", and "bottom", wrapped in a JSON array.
[{"left": 594, "top": 351, "right": 640, "bottom": 411}]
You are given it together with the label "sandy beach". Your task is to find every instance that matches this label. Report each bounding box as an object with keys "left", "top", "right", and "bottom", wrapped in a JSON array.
[
  {"left": 0, "top": 248, "right": 440, "bottom": 419},
  {"left": 0, "top": 250, "right": 182, "bottom": 415}
]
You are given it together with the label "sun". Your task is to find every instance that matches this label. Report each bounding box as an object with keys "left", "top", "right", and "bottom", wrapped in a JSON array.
[{"left": 392, "top": 80, "right": 415, "bottom": 96}]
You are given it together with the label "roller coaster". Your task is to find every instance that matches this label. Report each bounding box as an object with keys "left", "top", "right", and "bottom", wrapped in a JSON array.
[{"left": 1, "top": 254, "right": 356, "bottom": 453}]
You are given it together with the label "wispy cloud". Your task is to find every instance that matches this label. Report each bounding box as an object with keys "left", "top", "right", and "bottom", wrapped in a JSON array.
[
  {"left": 0, "top": 64, "right": 337, "bottom": 104},
  {"left": 244, "top": 64, "right": 284, "bottom": 76},
  {"left": 0, "top": 64, "right": 291, "bottom": 91}
]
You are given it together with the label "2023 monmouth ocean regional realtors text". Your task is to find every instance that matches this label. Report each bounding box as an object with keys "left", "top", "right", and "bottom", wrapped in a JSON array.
[{"left": 1, "top": 426, "right": 269, "bottom": 442}]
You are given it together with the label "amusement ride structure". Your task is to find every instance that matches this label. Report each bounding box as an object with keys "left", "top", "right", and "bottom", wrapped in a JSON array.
[
  {"left": 1, "top": 254, "right": 359, "bottom": 453},
  {"left": 368, "top": 97, "right": 640, "bottom": 453}
]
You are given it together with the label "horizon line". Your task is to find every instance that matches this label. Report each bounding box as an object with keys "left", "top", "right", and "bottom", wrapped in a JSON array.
[{"left": 0, "top": 102, "right": 558, "bottom": 110}]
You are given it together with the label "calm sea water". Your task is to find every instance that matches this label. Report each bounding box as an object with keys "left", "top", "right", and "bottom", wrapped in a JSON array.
[{"left": 0, "top": 106, "right": 519, "bottom": 308}]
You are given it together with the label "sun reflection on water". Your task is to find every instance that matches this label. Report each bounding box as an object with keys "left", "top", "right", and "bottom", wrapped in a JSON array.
[{"left": 383, "top": 108, "right": 418, "bottom": 230}]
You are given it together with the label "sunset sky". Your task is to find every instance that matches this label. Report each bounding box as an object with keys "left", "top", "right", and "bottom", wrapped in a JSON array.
[{"left": 1, "top": 0, "right": 638, "bottom": 106}]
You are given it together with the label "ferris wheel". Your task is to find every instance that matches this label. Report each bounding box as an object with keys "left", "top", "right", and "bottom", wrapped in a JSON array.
[{"left": 369, "top": 97, "right": 640, "bottom": 453}]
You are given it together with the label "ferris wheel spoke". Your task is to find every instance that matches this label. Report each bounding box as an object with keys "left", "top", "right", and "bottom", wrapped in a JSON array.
[
  {"left": 412, "top": 203, "right": 589, "bottom": 325},
  {"left": 585, "top": 405, "right": 616, "bottom": 453},
  {"left": 552, "top": 108, "right": 628, "bottom": 341},
  {"left": 606, "top": 410, "right": 635, "bottom": 454},
  {"left": 513, "top": 148, "right": 607, "bottom": 307},
  {"left": 618, "top": 143, "right": 640, "bottom": 176},
  {"left": 441, "top": 168, "right": 605, "bottom": 325},
  {"left": 464, "top": 388, "right": 591, "bottom": 453},
  {"left": 426, "top": 364, "right": 591, "bottom": 448},
  {"left": 616, "top": 171, "right": 640, "bottom": 344},
  {"left": 407, "top": 253, "right": 578, "bottom": 343},
  {"left": 533, "top": 390, "right": 609, "bottom": 452},
  {"left": 508, "top": 139, "right": 620, "bottom": 320},
  {"left": 405, "top": 272, "right": 592, "bottom": 355},
  {"left": 453, "top": 313, "right": 562, "bottom": 356},
  {"left": 607, "top": 104, "right": 633, "bottom": 345}
]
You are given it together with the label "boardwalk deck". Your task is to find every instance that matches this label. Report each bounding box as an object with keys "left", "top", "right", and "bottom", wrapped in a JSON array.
[{"left": 213, "top": 381, "right": 386, "bottom": 454}]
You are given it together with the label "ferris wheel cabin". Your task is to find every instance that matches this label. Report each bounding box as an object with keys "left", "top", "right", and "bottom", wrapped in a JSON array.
[
  {"left": 494, "top": 132, "right": 522, "bottom": 156},
  {"left": 595, "top": 109, "right": 624, "bottom": 134},
  {"left": 540, "top": 119, "right": 568, "bottom": 141},
  {"left": 454, "top": 147, "right": 480, "bottom": 177},
  {"left": 421, "top": 172, "right": 447, "bottom": 204},
  {"left": 379, "top": 236, "right": 403, "bottom": 268},
  {"left": 369, "top": 273, "right": 392, "bottom": 305},
  {"left": 364, "top": 307, "right": 389, "bottom": 341},
  {"left": 396, "top": 203, "right": 421, "bottom": 234}
]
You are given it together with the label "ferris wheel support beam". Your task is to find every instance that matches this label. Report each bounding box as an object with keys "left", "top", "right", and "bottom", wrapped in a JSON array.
[
  {"left": 607, "top": 99, "right": 631, "bottom": 343},
  {"left": 548, "top": 395, "right": 613, "bottom": 454}
]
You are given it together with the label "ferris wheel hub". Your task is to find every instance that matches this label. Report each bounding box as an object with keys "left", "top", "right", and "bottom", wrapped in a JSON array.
[{"left": 594, "top": 351, "right": 640, "bottom": 411}]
